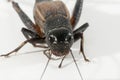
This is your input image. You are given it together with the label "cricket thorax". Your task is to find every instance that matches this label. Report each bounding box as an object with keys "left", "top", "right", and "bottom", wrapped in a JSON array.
[{"left": 44, "top": 15, "right": 72, "bottom": 34}]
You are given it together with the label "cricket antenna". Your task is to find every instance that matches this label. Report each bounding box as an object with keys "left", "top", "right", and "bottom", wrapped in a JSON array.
[
  {"left": 40, "top": 53, "right": 51, "bottom": 80},
  {"left": 70, "top": 49, "right": 84, "bottom": 80}
]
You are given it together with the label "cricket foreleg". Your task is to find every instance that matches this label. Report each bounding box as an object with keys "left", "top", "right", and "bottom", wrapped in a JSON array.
[{"left": 58, "top": 55, "right": 66, "bottom": 68}]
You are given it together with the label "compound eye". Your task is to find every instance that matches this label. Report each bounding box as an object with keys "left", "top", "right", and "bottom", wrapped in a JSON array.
[
  {"left": 65, "top": 33, "right": 73, "bottom": 42},
  {"left": 49, "top": 35, "right": 57, "bottom": 44}
]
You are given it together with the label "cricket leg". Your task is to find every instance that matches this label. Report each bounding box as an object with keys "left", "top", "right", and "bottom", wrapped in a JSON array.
[
  {"left": 80, "top": 33, "right": 89, "bottom": 62},
  {"left": 73, "top": 23, "right": 89, "bottom": 62},
  {"left": 21, "top": 28, "right": 48, "bottom": 48},
  {"left": 0, "top": 39, "right": 30, "bottom": 57},
  {"left": 44, "top": 50, "right": 66, "bottom": 68},
  {"left": 58, "top": 55, "right": 66, "bottom": 68},
  {"left": 43, "top": 49, "right": 52, "bottom": 59},
  {"left": 73, "top": 23, "right": 89, "bottom": 40},
  {"left": 12, "top": 1, "right": 44, "bottom": 37},
  {"left": 12, "top": 1, "right": 36, "bottom": 33},
  {"left": 71, "top": 0, "right": 83, "bottom": 29},
  {"left": 0, "top": 38, "right": 47, "bottom": 57}
]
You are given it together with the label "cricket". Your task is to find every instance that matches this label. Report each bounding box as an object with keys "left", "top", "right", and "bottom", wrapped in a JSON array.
[{"left": 1, "top": 0, "right": 89, "bottom": 80}]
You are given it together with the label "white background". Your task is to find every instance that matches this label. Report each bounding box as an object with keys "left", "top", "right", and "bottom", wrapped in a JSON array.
[{"left": 0, "top": 0, "right": 120, "bottom": 80}]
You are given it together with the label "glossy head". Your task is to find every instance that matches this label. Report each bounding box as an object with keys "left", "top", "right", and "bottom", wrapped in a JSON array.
[{"left": 46, "top": 28, "right": 74, "bottom": 56}]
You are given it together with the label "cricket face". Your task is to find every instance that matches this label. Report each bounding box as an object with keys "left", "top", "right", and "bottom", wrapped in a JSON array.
[{"left": 46, "top": 28, "right": 74, "bottom": 56}]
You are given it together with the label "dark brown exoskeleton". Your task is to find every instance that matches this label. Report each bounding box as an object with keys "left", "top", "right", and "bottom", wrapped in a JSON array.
[{"left": 2, "top": 0, "right": 89, "bottom": 80}]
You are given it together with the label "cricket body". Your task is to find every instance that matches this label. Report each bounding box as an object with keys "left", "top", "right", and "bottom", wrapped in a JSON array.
[
  {"left": 2, "top": 0, "right": 90, "bottom": 80},
  {"left": 34, "top": 1, "right": 74, "bottom": 56}
]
